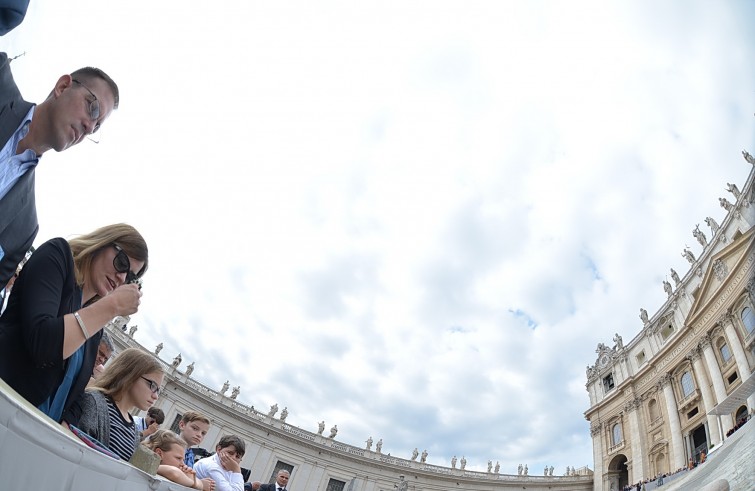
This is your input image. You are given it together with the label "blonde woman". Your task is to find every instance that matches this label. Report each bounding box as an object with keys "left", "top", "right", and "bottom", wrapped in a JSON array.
[
  {"left": 0, "top": 223, "right": 147, "bottom": 422},
  {"left": 144, "top": 430, "right": 215, "bottom": 491},
  {"left": 66, "top": 348, "right": 163, "bottom": 461}
]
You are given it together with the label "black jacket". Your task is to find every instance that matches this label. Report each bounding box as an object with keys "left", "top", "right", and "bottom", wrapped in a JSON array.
[
  {"left": 0, "top": 51, "right": 38, "bottom": 287},
  {"left": 0, "top": 238, "right": 101, "bottom": 421}
]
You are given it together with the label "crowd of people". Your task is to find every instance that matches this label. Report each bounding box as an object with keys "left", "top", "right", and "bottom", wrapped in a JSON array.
[{"left": 0, "top": 7, "right": 279, "bottom": 491}]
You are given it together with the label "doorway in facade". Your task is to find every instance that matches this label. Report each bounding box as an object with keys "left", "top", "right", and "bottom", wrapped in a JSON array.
[
  {"left": 607, "top": 454, "right": 629, "bottom": 489},
  {"left": 690, "top": 424, "right": 708, "bottom": 463}
]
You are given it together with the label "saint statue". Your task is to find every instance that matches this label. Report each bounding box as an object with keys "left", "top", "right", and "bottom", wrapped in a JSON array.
[
  {"left": 719, "top": 197, "right": 733, "bottom": 212},
  {"left": 317, "top": 421, "right": 325, "bottom": 435},
  {"left": 375, "top": 438, "right": 383, "bottom": 453},
  {"left": 743, "top": 149, "right": 755, "bottom": 165},
  {"left": 613, "top": 333, "right": 623, "bottom": 349},
  {"left": 411, "top": 448, "right": 418, "bottom": 461},
  {"left": 185, "top": 362, "right": 195, "bottom": 377},
  {"left": 663, "top": 280, "right": 673, "bottom": 298},
  {"left": 494, "top": 461, "right": 500, "bottom": 474},
  {"left": 487, "top": 460, "right": 492, "bottom": 473},
  {"left": 726, "top": 182, "right": 741, "bottom": 199},
  {"left": 128, "top": 324, "right": 138, "bottom": 337},
  {"left": 705, "top": 216, "right": 720, "bottom": 234},
  {"left": 171, "top": 353, "right": 182, "bottom": 368},
  {"left": 670, "top": 268, "right": 681, "bottom": 286},
  {"left": 451, "top": 456, "right": 457, "bottom": 469},
  {"left": 420, "top": 449, "right": 428, "bottom": 463},
  {"left": 221, "top": 380, "right": 229, "bottom": 395},
  {"left": 518, "top": 464, "right": 522, "bottom": 475},
  {"left": 154, "top": 343, "right": 163, "bottom": 355},
  {"left": 365, "top": 436, "right": 373, "bottom": 450},
  {"left": 268, "top": 403, "right": 278, "bottom": 417},
  {"left": 329, "top": 424, "right": 338, "bottom": 438},
  {"left": 280, "top": 407, "right": 288, "bottom": 422},
  {"left": 693, "top": 225, "right": 708, "bottom": 247},
  {"left": 682, "top": 248, "right": 696, "bottom": 265},
  {"left": 640, "top": 308, "right": 649, "bottom": 324},
  {"left": 231, "top": 386, "right": 240, "bottom": 399},
  {"left": 460, "top": 456, "right": 466, "bottom": 470}
]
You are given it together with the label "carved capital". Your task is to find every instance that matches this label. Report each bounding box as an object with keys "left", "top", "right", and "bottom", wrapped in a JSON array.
[
  {"left": 698, "top": 334, "right": 713, "bottom": 350},
  {"left": 590, "top": 422, "right": 603, "bottom": 436},
  {"left": 686, "top": 345, "right": 703, "bottom": 363},
  {"left": 624, "top": 397, "right": 642, "bottom": 413},
  {"left": 717, "top": 310, "right": 734, "bottom": 328},
  {"left": 658, "top": 373, "right": 673, "bottom": 389}
]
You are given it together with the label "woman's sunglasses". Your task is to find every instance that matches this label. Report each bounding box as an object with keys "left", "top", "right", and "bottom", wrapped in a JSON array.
[{"left": 112, "top": 244, "right": 140, "bottom": 285}]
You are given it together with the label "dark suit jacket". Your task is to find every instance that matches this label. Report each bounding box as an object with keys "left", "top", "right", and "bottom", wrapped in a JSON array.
[
  {"left": 0, "top": 52, "right": 38, "bottom": 287},
  {"left": 258, "top": 484, "right": 283, "bottom": 491},
  {"left": 0, "top": 238, "right": 101, "bottom": 422}
]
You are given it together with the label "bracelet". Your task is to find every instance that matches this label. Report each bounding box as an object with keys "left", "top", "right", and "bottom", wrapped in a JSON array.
[{"left": 73, "top": 311, "right": 89, "bottom": 339}]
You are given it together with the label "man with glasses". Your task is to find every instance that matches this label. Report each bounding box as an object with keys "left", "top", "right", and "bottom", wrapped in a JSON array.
[{"left": 0, "top": 51, "right": 119, "bottom": 288}]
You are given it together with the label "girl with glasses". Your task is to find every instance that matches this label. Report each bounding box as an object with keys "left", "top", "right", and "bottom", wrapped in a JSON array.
[
  {"left": 67, "top": 348, "right": 164, "bottom": 461},
  {"left": 0, "top": 223, "right": 148, "bottom": 424}
]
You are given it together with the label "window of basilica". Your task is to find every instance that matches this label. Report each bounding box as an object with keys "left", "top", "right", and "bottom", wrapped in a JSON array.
[
  {"left": 611, "top": 423, "right": 623, "bottom": 446},
  {"left": 680, "top": 372, "right": 695, "bottom": 398},
  {"left": 742, "top": 306, "right": 754, "bottom": 335}
]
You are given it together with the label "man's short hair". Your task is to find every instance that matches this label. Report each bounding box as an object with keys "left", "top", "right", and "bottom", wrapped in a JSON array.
[
  {"left": 70, "top": 66, "right": 119, "bottom": 109},
  {"left": 99, "top": 332, "right": 114, "bottom": 353},
  {"left": 217, "top": 435, "right": 245, "bottom": 456},
  {"left": 181, "top": 411, "right": 211, "bottom": 425},
  {"left": 147, "top": 407, "right": 165, "bottom": 425}
]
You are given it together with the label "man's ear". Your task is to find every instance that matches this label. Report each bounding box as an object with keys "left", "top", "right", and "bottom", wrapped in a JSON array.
[{"left": 52, "top": 74, "right": 73, "bottom": 98}]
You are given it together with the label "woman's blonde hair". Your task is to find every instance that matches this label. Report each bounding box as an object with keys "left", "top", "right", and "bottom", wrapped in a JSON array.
[
  {"left": 68, "top": 223, "right": 148, "bottom": 286},
  {"left": 90, "top": 348, "right": 163, "bottom": 401},
  {"left": 144, "top": 429, "right": 188, "bottom": 453}
]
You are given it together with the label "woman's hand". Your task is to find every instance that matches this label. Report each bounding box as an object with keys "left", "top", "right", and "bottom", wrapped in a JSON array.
[{"left": 104, "top": 283, "right": 142, "bottom": 316}]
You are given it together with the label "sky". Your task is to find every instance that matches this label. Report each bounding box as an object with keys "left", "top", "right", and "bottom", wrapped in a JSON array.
[{"left": 2, "top": 0, "right": 755, "bottom": 477}]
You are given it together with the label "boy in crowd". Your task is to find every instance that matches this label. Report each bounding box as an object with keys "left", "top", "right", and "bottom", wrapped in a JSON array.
[
  {"left": 134, "top": 407, "right": 165, "bottom": 439},
  {"left": 194, "top": 434, "right": 245, "bottom": 491},
  {"left": 178, "top": 411, "right": 211, "bottom": 467}
]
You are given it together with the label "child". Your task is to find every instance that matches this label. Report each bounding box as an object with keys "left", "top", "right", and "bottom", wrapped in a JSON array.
[
  {"left": 178, "top": 410, "right": 212, "bottom": 466},
  {"left": 144, "top": 430, "right": 215, "bottom": 490},
  {"left": 194, "top": 435, "right": 245, "bottom": 491},
  {"left": 65, "top": 348, "right": 163, "bottom": 461},
  {"left": 135, "top": 406, "right": 165, "bottom": 439}
]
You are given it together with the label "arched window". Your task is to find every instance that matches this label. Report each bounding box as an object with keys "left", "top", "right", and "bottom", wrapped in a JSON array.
[
  {"left": 742, "top": 306, "right": 754, "bottom": 334},
  {"left": 718, "top": 340, "right": 732, "bottom": 363},
  {"left": 648, "top": 399, "right": 660, "bottom": 421},
  {"left": 612, "top": 423, "right": 623, "bottom": 445},
  {"left": 680, "top": 372, "right": 694, "bottom": 398}
]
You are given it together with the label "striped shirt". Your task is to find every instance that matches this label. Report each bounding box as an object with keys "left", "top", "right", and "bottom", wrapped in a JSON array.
[{"left": 105, "top": 396, "right": 137, "bottom": 461}]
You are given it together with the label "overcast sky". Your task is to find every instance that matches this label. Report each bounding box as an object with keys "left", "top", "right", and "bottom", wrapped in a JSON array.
[{"left": 2, "top": 0, "right": 755, "bottom": 476}]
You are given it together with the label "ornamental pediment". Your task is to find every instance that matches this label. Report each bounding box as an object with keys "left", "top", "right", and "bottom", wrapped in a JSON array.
[{"left": 686, "top": 227, "right": 754, "bottom": 327}]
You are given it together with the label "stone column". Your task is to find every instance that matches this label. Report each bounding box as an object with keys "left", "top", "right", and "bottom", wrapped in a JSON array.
[
  {"left": 700, "top": 335, "right": 734, "bottom": 434},
  {"left": 659, "top": 374, "right": 685, "bottom": 470},
  {"left": 625, "top": 398, "right": 645, "bottom": 483},
  {"left": 590, "top": 422, "right": 605, "bottom": 491},
  {"left": 688, "top": 347, "right": 722, "bottom": 445},
  {"left": 721, "top": 313, "right": 755, "bottom": 409}
]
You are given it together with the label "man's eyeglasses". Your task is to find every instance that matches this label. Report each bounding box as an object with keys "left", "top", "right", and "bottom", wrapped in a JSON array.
[
  {"left": 112, "top": 244, "right": 140, "bottom": 285},
  {"left": 141, "top": 376, "right": 161, "bottom": 395},
  {"left": 72, "top": 79, "right": 102, "bottom": 137}
]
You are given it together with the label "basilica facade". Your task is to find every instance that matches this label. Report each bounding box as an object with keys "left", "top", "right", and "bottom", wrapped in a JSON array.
[{"left": 584, "top": 154, "right": 755, "bottom": 491}]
